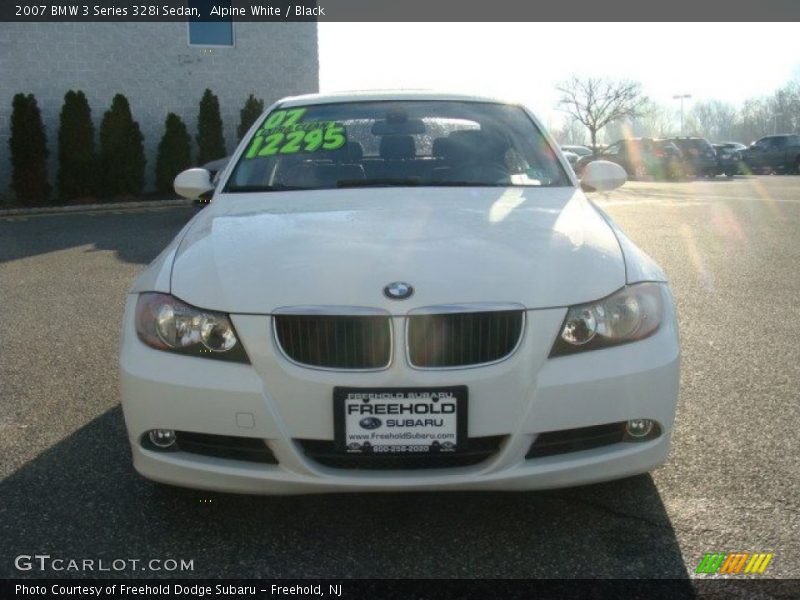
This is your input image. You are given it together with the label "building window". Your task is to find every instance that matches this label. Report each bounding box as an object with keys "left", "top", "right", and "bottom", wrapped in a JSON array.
[{"left": 187, "top": 0, "right": 234, "bottom": 47}]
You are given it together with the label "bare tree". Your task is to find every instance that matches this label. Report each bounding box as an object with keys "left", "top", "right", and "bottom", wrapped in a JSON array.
[
  {"left": 552, "top": 117, "right": 586, "bottom": 145},
  {"left": 735, "top": 98, "right": 773, "bottom": 143},
  {"left": 639, "top": 100, "right": 676, "bottom": 138},
  {"left": 605, "top": 99, "right": 675, "bottom": 141},
  {"left": 556, "top": 77, "right": 649, "bottom": 150},
  {"left": 691, "top": 100, "right": 737, "bottom": 141}
]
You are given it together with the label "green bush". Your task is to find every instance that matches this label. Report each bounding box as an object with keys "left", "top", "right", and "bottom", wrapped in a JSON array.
[
  {"left": 98, "top": 94, "right": 145, "bottom": 197},
  {"left": 196, "top": 89, "right": 226, "bottom": 164},
  {"left": 155, "top": 113, "right": 191, "bottom": 194},
  {"left": 57, "top": 90, "right": 96, "bottom": 200},
  {"left": 237, "top": 94, "right": 264, "bottom": 140},
  {"left": 8, "top": 93, "right": 49, "bottom": 205}
]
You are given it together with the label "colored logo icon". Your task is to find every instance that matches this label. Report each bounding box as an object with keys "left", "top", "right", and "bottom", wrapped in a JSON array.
[{"left": 696, "top": 552, "right": 774, "bottom": 575}]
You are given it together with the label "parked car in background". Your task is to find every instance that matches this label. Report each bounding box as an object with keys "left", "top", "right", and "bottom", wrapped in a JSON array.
[
  {"left": 741, "top": 135, "right": 800, "bottom": 174},
  {"left": 576, "top": 138, "right": 685, "bottom": 181},
  {"left": 713, "top": 142, "right": 745, "bottom": 178},
  {"left": 561, "top": 144, "right": 593, "bottom": 157},
  {"left": 561, "top": 149, "right": 580, "bottom": 167},
  {"left": 669, "top": 137, "right": 717, "bottom": 178},
  {"left": 120, "top": 91, "right": 679, "bottom": 494}
]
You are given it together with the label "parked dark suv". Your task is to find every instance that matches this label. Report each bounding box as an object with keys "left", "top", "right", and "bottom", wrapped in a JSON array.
[
  {"left": 669, "top": 137, "right": 718, "bottom": 178},
  {"left": 575, "top": 138, "right": 685, "bottom": 181},
  {"left": 713, "top": 142, "right": 745, "bottom": 177},
  {"left": 741, "top": 135, "right": 800, "bottom": 174}
]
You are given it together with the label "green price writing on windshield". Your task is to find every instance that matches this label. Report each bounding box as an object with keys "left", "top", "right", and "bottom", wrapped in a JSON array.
[
  {"left": 260, "top": 108, "right": 307, "bottom": 131},
  {"left": 245, "top": 123, "right": 346, "bottom": 158}
]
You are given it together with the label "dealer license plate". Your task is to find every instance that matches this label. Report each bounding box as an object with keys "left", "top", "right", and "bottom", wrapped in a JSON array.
[{"left": 333, "top": 386, "right": 468, "bottom": 455}]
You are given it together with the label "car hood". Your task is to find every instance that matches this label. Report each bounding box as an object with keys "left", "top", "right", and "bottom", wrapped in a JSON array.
[{"left": 170, "top": 187, "right": 625, "bottom": 313}]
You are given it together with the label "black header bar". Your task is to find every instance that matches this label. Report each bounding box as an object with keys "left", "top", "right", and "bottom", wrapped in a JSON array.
[{"left": 2, "top": 0, "right": 799, "bottom": 22}]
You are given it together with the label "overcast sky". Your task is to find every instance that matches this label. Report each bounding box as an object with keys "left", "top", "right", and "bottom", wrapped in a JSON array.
[{"left": 319, "top": 23, "right": 800, "bottom": 127}]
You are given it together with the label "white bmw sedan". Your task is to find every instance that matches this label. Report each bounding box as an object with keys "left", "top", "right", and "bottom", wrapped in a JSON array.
[{"left": 119, "top": 91, "right": 680, "bottom": 494}]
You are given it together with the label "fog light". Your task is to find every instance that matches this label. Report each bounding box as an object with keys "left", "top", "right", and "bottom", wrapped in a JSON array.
[
  {"left": 626, "top": 419, "right": 655, "bottom": 439},
  {"left": 148, "top": 429, "right": 177, "bottom": 449}
]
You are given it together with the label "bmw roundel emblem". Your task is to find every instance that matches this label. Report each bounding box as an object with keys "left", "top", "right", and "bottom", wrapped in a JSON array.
[
  {"left": 384, "top": 281, "right": 414, "bottom": 300},
  {"left": 359, "top": 417, "right": 382, "bottom": 430}
]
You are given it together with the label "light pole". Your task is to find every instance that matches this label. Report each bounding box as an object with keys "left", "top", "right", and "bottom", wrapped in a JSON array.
[
  {"left": 774, "top": 112, "right": 783, "bottom": 134},
  {"left": 673, "top": 94, "right": 692, "bottom": 135}
]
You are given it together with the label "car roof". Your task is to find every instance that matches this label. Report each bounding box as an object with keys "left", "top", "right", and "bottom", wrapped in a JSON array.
[{"left": 277, "top": 90, "right": 517, "bottom": 107}]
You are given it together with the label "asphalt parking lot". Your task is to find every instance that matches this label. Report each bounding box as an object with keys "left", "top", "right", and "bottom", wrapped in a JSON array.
[{"left": 1, "top": 176, "right": 798, "bottom": 580}]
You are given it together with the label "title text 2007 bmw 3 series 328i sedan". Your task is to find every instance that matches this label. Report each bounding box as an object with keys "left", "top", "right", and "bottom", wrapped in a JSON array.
[{"left": 119, "top": 91, "right": 680, "bottom": 494}]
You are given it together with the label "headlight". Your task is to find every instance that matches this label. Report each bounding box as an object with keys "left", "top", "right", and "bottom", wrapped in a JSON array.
[
  {"left": 550, "top": 283, "right": 663, "bottom": 357},
  {"left": 134, "top": 293, "right": 249, "bottom": 363}
]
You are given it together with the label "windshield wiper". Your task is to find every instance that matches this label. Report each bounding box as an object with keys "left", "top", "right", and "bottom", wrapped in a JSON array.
[
  {"left": 225, "top": 184, "right": 310, "bottom": 193},
  {"left": 337, "top": 180, "right": 540, "bottom": 188},
  {"left": 336, "top": 179, "right": 522, "bottom": 188},
  {"left": 423, "top": 181, "right": 512, "bottom": 187},
  {"left": 336, "top": 178, "right": 423, "bottom": 188}
]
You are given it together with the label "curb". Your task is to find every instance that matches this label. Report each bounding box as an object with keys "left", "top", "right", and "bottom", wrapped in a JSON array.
[{"left": 0, "top": 198, "right": 193, "bottom": 217}]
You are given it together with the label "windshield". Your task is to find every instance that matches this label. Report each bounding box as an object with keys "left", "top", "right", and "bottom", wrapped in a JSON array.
[
  {"left": 656, "top": 141, "right": 682, "bottom": 155},
  {"left": 224, "top": 100, "right": 571, "bottom": 192},
  {"left": 673, "top": 138, "right": 714, "bottom": 153}
]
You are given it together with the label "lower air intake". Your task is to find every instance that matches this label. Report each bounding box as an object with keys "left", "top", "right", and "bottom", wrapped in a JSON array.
[{"left": 297, "top": 436, "right": 505, "bottom": 470}]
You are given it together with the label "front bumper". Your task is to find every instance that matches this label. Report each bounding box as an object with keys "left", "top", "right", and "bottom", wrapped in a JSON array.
[{"left": 119, "top": 288, "right": 680, "bottom": 494}]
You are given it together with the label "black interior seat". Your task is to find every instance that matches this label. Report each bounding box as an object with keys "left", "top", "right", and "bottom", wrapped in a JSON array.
[
  {"left": 377, "top": 135, "right": 418, "bottom": 180},
  {"left": 347, "top": 141, "right": 364, "bottom": 162},
  {"left": 432, "top": 137, "right": 453, "bottom": 162},
  {"left": 327, "top": 141, "right": 364, "bottom": 164},
  {"left": 380, "top": 135, "right": 415, "bottom": 160},
  {"left": 433, "top": 130, "right": 511, "bottom": 184}
]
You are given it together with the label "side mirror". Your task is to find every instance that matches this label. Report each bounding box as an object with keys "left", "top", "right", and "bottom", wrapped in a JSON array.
[
  {"left": 580, "top": 160, "right": 627, "bottom": 192},
  {"left": 174, "top": 168, "right": 214, "bottom": 200}
]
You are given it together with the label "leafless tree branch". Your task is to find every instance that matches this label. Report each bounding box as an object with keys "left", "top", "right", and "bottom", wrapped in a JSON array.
[{"left": 556, "top": 76, "right": 648, "bottom": 149}]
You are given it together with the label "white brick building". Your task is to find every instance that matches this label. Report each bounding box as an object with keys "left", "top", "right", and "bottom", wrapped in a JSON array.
[{"left": 0, "top": 22, "right": 318, "bottom": 198}]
